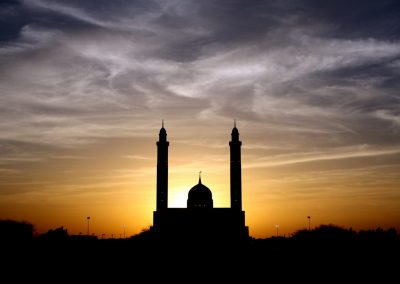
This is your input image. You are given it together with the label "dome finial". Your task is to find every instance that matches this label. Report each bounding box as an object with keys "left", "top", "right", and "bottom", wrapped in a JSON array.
[
  {"left": 199, "top": 171, "right": 202, "bottom": 184},
  {"left": 234, "top": 119, "right": 236, "bottom": 128},
  {"left": 162, "top": 119, "right": 164, "bottom": 128}
]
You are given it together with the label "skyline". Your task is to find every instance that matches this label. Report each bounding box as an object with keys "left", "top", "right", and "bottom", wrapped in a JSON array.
[{"left": 0, "top": 0, "right": 399, "bottom": 238}]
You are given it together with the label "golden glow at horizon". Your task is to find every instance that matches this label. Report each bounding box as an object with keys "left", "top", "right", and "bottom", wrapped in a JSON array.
[{"left": 0, "top": 128, "right": 399, "bottom": 238}]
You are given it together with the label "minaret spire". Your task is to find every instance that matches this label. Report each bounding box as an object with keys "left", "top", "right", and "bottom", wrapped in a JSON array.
[
  {"left": 199, "top": 171, "right": 202, "bottom": 184},
  {"left": 234, "top": 119, "right": 236, "bottom": 128},
  {"left": 229, "top": 123, "right": 242, "bottom": 210},
  {"left": 162, "top": 119, "right": 164, "bottom": 128}
]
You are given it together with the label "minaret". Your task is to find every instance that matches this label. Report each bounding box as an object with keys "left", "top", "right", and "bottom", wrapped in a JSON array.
[
  {"left": 156, "top": 120, "right": 169, "bottom": 211},
  {"left": 229, "top": 120, "right": 242, "bottom": 210}
]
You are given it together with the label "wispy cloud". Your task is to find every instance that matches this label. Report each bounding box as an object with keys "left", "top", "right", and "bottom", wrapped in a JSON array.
[
  {"left": 123, "top": 155, "right": 154, "bottom": 161},
  {"left": 245, "top": 145, "right": 400, "bottom": 168},
  {"left": 26, "top": 0, "right": 114, "bottom": 29},
  {"left": 374, "top": 110, "right": 400, "bottom": 127}
]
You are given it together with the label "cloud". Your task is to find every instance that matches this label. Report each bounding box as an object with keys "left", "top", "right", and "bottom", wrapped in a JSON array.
[
  {"left": 0, "top": 0, "right": 399, "bottom": 176},
  {"left": 374, "top": 110, "right": 400, "bottom": 127},
  {"left": 244, "top": 145, "right": 400, "bottom": 168},
  {"left": 123, "top": 155, "right": 154, "bottom": 161}
]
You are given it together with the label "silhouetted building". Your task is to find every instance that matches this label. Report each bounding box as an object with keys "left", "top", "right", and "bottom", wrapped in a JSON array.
[
  {"left": 187, "top": 177, "right": 213, "bottom": 209},
  {"left": 152, "top": 122, "right": 249, "bottom": 242}
]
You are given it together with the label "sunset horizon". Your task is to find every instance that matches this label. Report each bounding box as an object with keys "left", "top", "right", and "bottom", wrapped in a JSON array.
[{"left": 1, "top": 0, "right": 399, "bottom": 239}]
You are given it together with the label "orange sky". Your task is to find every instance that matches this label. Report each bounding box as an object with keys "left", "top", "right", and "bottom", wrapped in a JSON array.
[
  {"left": 1, "top": 122, "right": 399, "bottom": 238},
  {"left": 1, "top": 1, "right": 400, "bottom": 238}
]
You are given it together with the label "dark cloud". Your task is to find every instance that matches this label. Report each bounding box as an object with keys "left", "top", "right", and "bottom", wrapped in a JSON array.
[
  {"left": 3, "top": 0, "right": 400, "bottom": 44},
  {"left": 0, "top": 0, "right": 27, "bottom": 42},
  {"left": 299, "top": 0, "right": 400, "bottom": 39},
  {"left": 48, "top": 0, "right": 159, "bottom": 20},
  {"left": 0, "top": 0, "right": 399, "bottom": 150}
]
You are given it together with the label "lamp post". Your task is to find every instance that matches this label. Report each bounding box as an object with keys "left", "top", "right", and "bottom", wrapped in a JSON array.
[
  {"left": 307, "top": 216, "right": 311, "bottom": 231},
  {"left": 86, "top": 216, "right": 90, "bottom": 235},
  {"left": 275, "top": 224, "right": 279, "bottom": 237}
]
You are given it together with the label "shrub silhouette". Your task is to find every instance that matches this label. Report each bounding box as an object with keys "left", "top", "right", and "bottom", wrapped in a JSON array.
[
  {"left": 292, "top": 224, "right": 356, "bottom": 242},
  {"left": 38, "top": 226, "right": 69, "bottom": 241}
]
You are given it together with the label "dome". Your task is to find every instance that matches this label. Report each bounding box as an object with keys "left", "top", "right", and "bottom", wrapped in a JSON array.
[
  {"left": 188, "top": 182, "right": 212, "bottom": 200},
  {"left": 231, "top": 126, "right": 239, "bottom": 140},
  {"left": 159, "top": 127, "right": 166, "bottom": 135},
  {"left": 159, "top": 120, "right": 167, "bottom": 138},
  {"left": 158, "top": 126, "right": 167, "bottom": 143},
  {"left": 187, "top": 178, "right": 213, "bottom": 209}
]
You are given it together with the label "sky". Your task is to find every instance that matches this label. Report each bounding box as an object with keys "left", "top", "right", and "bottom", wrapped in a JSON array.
[{"left": 0, "top": 0, "right": 399, "bottom": 238}]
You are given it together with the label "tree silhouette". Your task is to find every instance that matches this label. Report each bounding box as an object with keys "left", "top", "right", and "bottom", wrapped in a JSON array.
[{"left": 0, "top": 220, "right": 34, "bottom": 241}]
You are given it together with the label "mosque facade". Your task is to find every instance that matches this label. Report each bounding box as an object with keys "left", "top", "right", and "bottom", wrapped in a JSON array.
[{"left": 152, "top": 123, "right": 249, "bottom": 241}]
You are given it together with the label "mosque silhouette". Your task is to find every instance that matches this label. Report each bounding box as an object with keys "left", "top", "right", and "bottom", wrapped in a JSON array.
[{"left": 151, "top": 122, "right": 249, "bottom": 241}]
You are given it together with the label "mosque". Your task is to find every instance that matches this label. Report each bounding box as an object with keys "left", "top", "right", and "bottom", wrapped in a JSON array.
[{"left": 151, "top": 122, "right": 249, "bottom": 241}]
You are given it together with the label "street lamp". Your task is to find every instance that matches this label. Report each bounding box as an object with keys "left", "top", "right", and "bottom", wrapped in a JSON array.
[
  {"left": 307, "top": 216, "right": 311, "bottom": 231},
  {"left": 86, "top": 216, "right": 90, "bottom": 235},
  {"left": 275, "top": 224, "right": 279, "bottom": 237}
]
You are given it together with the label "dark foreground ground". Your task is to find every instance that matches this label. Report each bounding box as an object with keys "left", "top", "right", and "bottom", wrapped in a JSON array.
[{"left": 3, "top": 236, "right": 399, "bottom": 282}]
